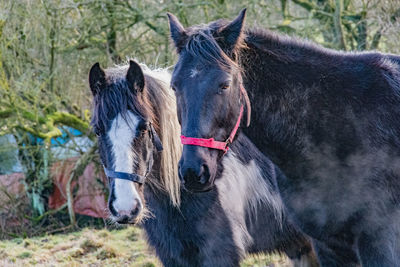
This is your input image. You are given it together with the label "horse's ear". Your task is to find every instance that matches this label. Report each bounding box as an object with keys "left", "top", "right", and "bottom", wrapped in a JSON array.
[
  {"left": 126, "top": 60, "right": 145, "bottom": 93},
  {"left": 218, "top": 8, "right": 247, "bottom": 51},
  {"left": 89, "top": 62, "right": 106, "bottom": 96},
  {"left": 167, "top": 12, "right": 187, "bottom": 51}
]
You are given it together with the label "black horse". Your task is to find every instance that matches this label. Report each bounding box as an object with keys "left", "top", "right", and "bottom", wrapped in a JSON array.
[
  {"left": 168, "top": 9, "right": 400, "bottom": 266},
  {"left": 89, "top": 60, "right": 318, "bottom": 266}
]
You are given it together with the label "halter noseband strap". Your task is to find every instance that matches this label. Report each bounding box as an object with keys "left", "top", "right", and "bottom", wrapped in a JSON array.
[
  {"left": 180, "top": 81, "right": 247, "bottom": 153},
  {"left": 180, "top": 105, "right": 243, "bottom": 153},
  {"left": 103, "top": 122, "right": 163, "bottom": 184},
  {"left": 103, "top": 166, "right": 146, "bottom": 184}
]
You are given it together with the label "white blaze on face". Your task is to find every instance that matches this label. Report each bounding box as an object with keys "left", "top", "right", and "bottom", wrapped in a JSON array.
[{"left": 108, "top": 111, "right": 142, "bottom": 215}]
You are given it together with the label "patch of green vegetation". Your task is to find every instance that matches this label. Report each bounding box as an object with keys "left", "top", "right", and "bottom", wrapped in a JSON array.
[
  {"left": 80, "top": 238, "right": 102, "bottom": 254},
  {"left": 241, "top": 253, "right": 291, "bottom": 267},
  {"left": 13, "top": 238, "right": 23, "bottom": 245},
  {"left": 23, "top": 240, "right": 31, "bottom": 248},
  {"left": 70, "top": 247, "right": 85, "bottom": 258},
  {"left": 127, "top": 228, "right": 140, "bottom": 242},
  {"left": 97, "top": 229, "right": 110, "bottom": 238},
  {"left": 96, "top": 247, "right": 117, "bottom": 260},
  {"left": 16, "top": 251, "right": 32, "bottom": 259},
  {"left": 141, "top": 262, "right": 157, "bottom": 267}
]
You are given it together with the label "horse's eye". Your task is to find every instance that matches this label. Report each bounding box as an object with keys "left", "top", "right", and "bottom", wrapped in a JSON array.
[
  {"left": 138, "top": 121, "right": 150, "bottom": 135},
  {"left": 220, "top": 84, "right": 230, "bottom": 90},
  {"left": 217, "top": 83, "right": 230, "bottom": 94},
  {"left": 171, "top": 86, "right": 176, "bottom": 92}
]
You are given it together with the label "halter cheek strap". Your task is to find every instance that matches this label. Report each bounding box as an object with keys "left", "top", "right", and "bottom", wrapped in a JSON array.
[{"left": 180, "top": 82, "right": 247, "bottom": 153}]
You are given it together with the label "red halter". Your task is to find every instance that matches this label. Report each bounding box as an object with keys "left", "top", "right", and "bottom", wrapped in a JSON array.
[{"left": 180, "top": 83, "right": 247, "bottom": 153}]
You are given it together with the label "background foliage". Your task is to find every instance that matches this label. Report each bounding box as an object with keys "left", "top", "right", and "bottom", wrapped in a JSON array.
[{"left": 0, "top": 0, "right": 399, "bottom": 237}]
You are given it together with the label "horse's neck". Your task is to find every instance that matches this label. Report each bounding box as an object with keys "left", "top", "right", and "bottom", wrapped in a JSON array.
[
  {"left": 227, "top": 133, "right": 276, "bottom": 185},
  {"left": 219, "top": 133, "right": 283, "bottom": 221},
  {"left": 240, "top": 37, "right": 320, "bottom": 170}
]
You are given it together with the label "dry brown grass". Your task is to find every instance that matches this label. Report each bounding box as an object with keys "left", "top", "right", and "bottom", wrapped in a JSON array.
[{"left": 0, "top": 227, "right": 292, "bottom": 267}]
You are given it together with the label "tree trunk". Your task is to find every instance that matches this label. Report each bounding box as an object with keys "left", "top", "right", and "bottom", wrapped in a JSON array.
[{"left": 333, "top": 0, "right": 346, "bottom": 50}]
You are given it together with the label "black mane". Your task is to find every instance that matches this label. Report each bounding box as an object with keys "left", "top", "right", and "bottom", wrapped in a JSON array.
[
  {"left": 183, "top": 22, "right": 400, "bottom": 81},
  {"left": 90, "top": 69, "right": 153, "bottom": 134},
  {"left": 184, "top": 20, "right": 240, "bottom": 70}
]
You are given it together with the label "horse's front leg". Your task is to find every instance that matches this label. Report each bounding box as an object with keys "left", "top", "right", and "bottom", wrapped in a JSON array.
[
  {"left": 312, "top": 239, "right": 359, "bottom": 267},
  {"left": 357, "top": 227, "right": 400, "bottom": 267}
]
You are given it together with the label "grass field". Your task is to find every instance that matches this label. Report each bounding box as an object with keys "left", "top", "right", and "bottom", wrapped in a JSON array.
[{"left": 0, "top": 227, "right": 291, "bottom": 267}]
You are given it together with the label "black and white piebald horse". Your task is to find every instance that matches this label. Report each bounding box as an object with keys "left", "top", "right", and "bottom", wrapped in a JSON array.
[
  {"left": 89, "top": 60, "right": 318, "bottom": 266},
  {"left": 167, "top": 9, "right": 400, "bottom": 266}
]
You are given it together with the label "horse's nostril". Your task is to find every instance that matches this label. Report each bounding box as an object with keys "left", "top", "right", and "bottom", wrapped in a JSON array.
[
  {"left": 131, "top": 200, "right": 142, "bottom": 217},
  {"left": 199, "top": 164, "right": 210, "bottom": 184},
  {"left": 184, "top": 168, "right": 198, "bottom": 181},
  {"left": 182, "top": 164, "right": 210, "bottom": 185}
]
